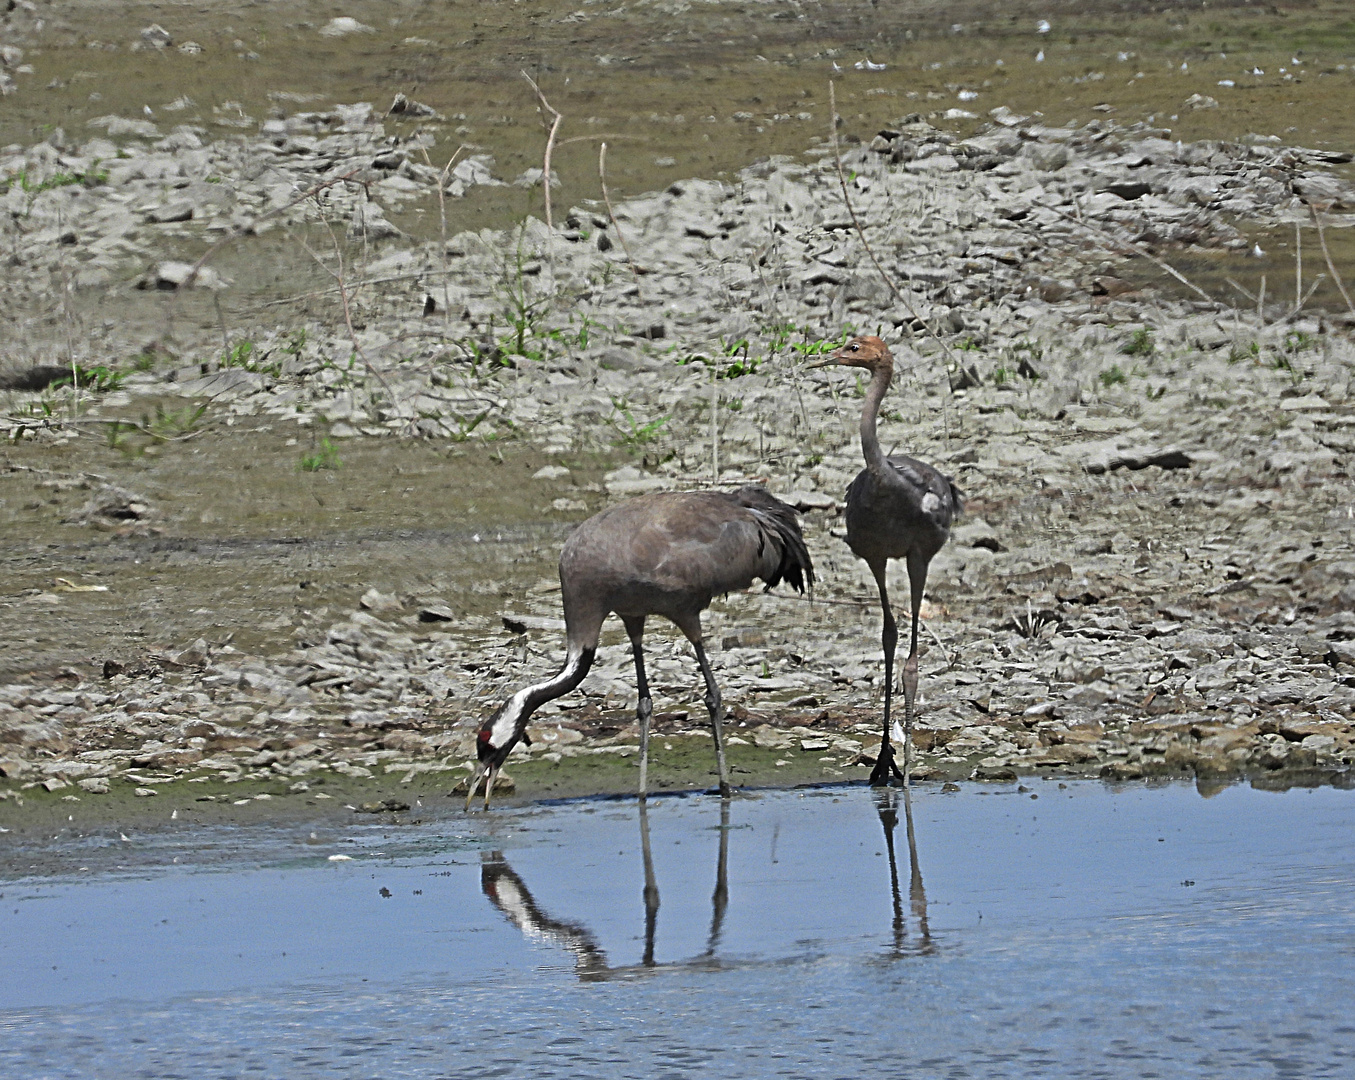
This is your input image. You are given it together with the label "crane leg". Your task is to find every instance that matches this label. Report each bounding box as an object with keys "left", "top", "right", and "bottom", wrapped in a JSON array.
[
  {"left": 868, "top": 561, "right": 904, "bottom": 787},
  {"left": 689, "top": 637, "right": 731, "bottom": 798},
  {"left": 901, "top": 551, "right": 931, "bottom": 791},
  {"left": 623, "top": 616, "right": 653, "bottom": 799}
]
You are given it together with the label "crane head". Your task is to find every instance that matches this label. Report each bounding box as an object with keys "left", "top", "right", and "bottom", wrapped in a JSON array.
[
  {"left": 811, "top": 335, "right": 893, "bottom": 373},
  {"left": 465, "top": 692, "right": 529, "bottom": 811}
]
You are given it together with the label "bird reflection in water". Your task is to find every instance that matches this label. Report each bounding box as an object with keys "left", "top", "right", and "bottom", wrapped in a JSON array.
[
  {"left": 481, "top": 794, "right": 934, "bottom": 978},
  {"left": 875, "top": 787, "right": 934, "bottom": 958},
  {"left": 480, "top": 799, "right": 731, "bottom": 982}
]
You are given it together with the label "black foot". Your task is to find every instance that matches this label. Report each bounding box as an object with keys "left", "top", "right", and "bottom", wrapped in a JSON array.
[{"left": 868, "top": 743, "right": 909, "bottom": 787}]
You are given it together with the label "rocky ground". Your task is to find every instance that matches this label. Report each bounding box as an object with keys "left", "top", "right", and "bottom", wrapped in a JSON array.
[{"left": 2, "top": 90, "right": 1355, "bottom": 818}]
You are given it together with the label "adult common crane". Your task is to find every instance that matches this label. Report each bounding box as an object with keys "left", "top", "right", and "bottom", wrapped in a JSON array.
[
  {"left": 814, "top": 335, "right": 962, "bottom": 787},
  {"left": 465, "top": 487, "right": 814, "bottom": 809}
]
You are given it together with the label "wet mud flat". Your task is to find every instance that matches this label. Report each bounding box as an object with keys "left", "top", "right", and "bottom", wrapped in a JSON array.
[
  {"left": 2, "top": 783, "right": 1354, "bottom": 1077},
  {"left": 1, "top": 1, "right": 1355, "bottom": 822}
]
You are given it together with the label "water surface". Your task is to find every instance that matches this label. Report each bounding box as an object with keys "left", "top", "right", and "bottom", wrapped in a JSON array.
[{"left": 2, "top": 781, "right": 1353, "bottom": 1078}]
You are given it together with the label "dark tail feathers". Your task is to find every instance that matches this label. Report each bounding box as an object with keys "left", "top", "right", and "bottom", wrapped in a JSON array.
[{"left": 728, "top": 486, "right": 816, "bottom": 594}]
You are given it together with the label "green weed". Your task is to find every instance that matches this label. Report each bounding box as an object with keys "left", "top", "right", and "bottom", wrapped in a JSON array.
[
  {"left": 282, "top": 328, "right": 307, "bottom": 358},
  {"left": 1099, "top": 365, "right": 1128, "bottom": 388},
  {"left": 300, "top": 438, "right": 342, "bottom": 472},
  {"left": 220, "top": 338, "right": 280, "bottom": 377},
  {"left": 445, "top": 410, "right": 491, "bottom": 442},
  {"left": 611, "top": 398, "right": 669, "bottom": 446},
  {"left": 148, "top": 402, "right": 209, "bottom": 438},
  {"left": 1121, "top": 328, "right": 1155, "bottom": 356},
  {"left": 1283, "top": 330, "right": 1316, "bottom": 354},
  {"left": 51, "top": 365, "right": 124, "bottom": 393}
]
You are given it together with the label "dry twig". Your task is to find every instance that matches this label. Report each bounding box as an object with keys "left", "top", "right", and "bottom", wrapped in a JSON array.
[
  {"left": 1041, "top": 203, "right": 1218, "bottom": 306},
  {"left": 172, "top": 166, "right": 369, "bottom": 297},
  {"left": 292, "top": 205, "right": 397, "bottom": 403},
  {"left": 599, "top": 141, "right": 645, "bottom": 282},
  {"left": 521, "top": 71, "right": 564, "bottom": 232},
  {"left": 827, "top": 82, "right": 959, "bottom": 376},
  {"left": 421, "top": 144, "right": 467, "bottom": 325},
  {"left": 1311, "top": 202, "right": 1355, "bottom": 315}
]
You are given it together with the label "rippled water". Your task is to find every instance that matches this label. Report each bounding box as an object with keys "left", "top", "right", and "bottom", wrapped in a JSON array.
[{"left": 2, "top": 781, "right": 1353, "bottom": 1078}]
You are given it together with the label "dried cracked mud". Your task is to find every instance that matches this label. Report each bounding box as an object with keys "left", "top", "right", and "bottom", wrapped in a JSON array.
[{"left": 1, "top": 0, "right": 1354, "bottom": 841}]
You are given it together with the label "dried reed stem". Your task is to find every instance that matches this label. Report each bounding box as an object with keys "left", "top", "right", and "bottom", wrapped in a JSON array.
[
  {"left": 421, "top": 144, "right": 467, "bottom": 327},
  {"left": 599, "top": 142, "right": 645, "bottom": 284},
  {"left": 1043, "top": 204, "right": 1218, "bottom": 306},
  {"left": 827, "top": 82, "right": 959, "bottom": 376},
  {"left": 1294, "top": 221, "right": 1302, "bottom": 312},
  {"left": 710, "top": 361, "right": 719, "bottom": 484},
  {"left": 521, "top": 71, "right": 563, "bottom": 232},
  {"left": 173, "top": 166, "right": 369, "bottom": 298},
  {"left": 294, "top": 205, "right": 396, "bottom": 403},
  {"left": 1311, "top": 202, "right": 1355, "bottom": 315}
]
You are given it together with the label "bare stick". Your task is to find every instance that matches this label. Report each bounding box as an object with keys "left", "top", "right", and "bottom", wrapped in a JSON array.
[
  {"left": 1042, "top": 204, "right": 1218, "bottom": 306},
  {"left": 1258, "top": 274, "right": 1266, "bottom": 323},
  {"left": 1225, "top": 277, "right": 1257, "bottom": 305},
  {"left": 521, "top": 71, "right": 563, "bottom": 232},
  {"left": 599, "top": 141, "right": 645, "bottom": 281},
  {"left": 421, "top": 144, "right": 467, "bottom": 328},
  {"left": 293, "top": 206, "right": 397, "bottom": 404},
  {"left": 828, "top": 82, "right": 959, "bottom": 377},
  {"left": 1311, "top": 202, "right": 1355, "bottom": 315},
  {"left": 172, "top": 166, "right": 369, "bottom": 298},
  {"left": 710, "top": 361, "right": 719, "bottom": 484},
  {"left": 1295, "top": 221, "right": 1302, "bottom": 313}
]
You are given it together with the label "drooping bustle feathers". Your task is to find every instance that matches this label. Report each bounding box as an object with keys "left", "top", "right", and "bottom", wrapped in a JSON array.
[{"left": 726, "top": 486, "right": 815, "bottom": 594}]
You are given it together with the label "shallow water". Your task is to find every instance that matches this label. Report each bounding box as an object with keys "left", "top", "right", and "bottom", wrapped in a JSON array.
[{"left": 2, "top": 781, "right": 1353, "bottom": 1078}]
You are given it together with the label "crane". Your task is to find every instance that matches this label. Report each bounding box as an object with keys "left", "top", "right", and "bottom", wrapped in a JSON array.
[
  {"left": 465, "top": 486, "right": 814, "bottom": 808},
  {"left": 814, "top": 335, "right": 962, "bottom": 787}
]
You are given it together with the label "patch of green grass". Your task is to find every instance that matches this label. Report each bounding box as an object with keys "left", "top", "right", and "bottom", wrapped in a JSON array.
[
  {"left": 51, "top": 364, "right": 124, "bottom": 393},
  {"left": 1121, "top": 328, "right": 1155, "bottom": 356},
  {"left": 219, "top": 338, "right": 280, "bottom": 377},
  {"left": 300, "top": 438, "right": 342, "bottom": 472},
  {"left": 1099, "top": 365, "right": 1128, "bottom": 388},
  {"left": 611, "top": 398, "right": 669, "bottom": 446},
  {"left": 148, "top": 402, "right": 208, "bottom": 439},
  {"left": 992, "top": 366, "right": 1010, "bottom": 386},
  {"left": 1228, "top": 341, "right": 1260, "bottom": 365},
  {"left": 282, "top": 328, "right": 307, "bottom": 359},
  {"left": 1283, "top": 330, "right": 1316, "bottom": 354}
]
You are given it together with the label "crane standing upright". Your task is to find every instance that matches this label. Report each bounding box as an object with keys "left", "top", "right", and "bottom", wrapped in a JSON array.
[{"left": 815, "top": 335, "right": 962, "bottom": 787}]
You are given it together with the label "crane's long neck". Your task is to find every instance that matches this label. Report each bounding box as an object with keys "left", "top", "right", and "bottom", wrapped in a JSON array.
[
  {"left": 860, "top": 362, "right": 893, "bottom": 476},
  {"left": 516, "top": 639, "right": 595, "bottom": 722}
]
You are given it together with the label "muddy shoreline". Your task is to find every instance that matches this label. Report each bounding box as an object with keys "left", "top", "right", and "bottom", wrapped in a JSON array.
[{"left": 3, "top": 3, "right": 1355, "bottom": 830}]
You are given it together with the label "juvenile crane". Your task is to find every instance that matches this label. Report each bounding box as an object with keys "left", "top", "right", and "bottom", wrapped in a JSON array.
[
  {"left": 465, "top": 487, "right": 814, "bottom": 809},
  {"left": 815, "top": 336, "right": 962, "bottom": 787}
]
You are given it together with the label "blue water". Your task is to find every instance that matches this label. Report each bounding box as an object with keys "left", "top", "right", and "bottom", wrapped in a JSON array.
[{"left": 2, "top": 781, "right": 1353, "bottom": 1078}]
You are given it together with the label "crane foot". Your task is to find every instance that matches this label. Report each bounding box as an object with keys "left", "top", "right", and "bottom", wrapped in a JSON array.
[{"left": 868, "top": 744, "right": 895, "bottom": 787}]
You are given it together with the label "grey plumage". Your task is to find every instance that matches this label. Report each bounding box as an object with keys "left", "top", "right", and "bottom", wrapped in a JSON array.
[
  {"left": 817, "top": 335, "right": 962, "bottom": 786},
  {"left": 466, "top": 486, "right": 814, "bottom": 808}
]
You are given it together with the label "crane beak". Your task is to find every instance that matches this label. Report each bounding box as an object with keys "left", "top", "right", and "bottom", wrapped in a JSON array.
[
  {"left": 464, "top": 761, "right": 488, "bottom": 812},
  {"left": 464, "top": 761, "right": 502, "bottom": 811},
  {"left": 807, "top": 355, "right": 841, "bottom": 369}
]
